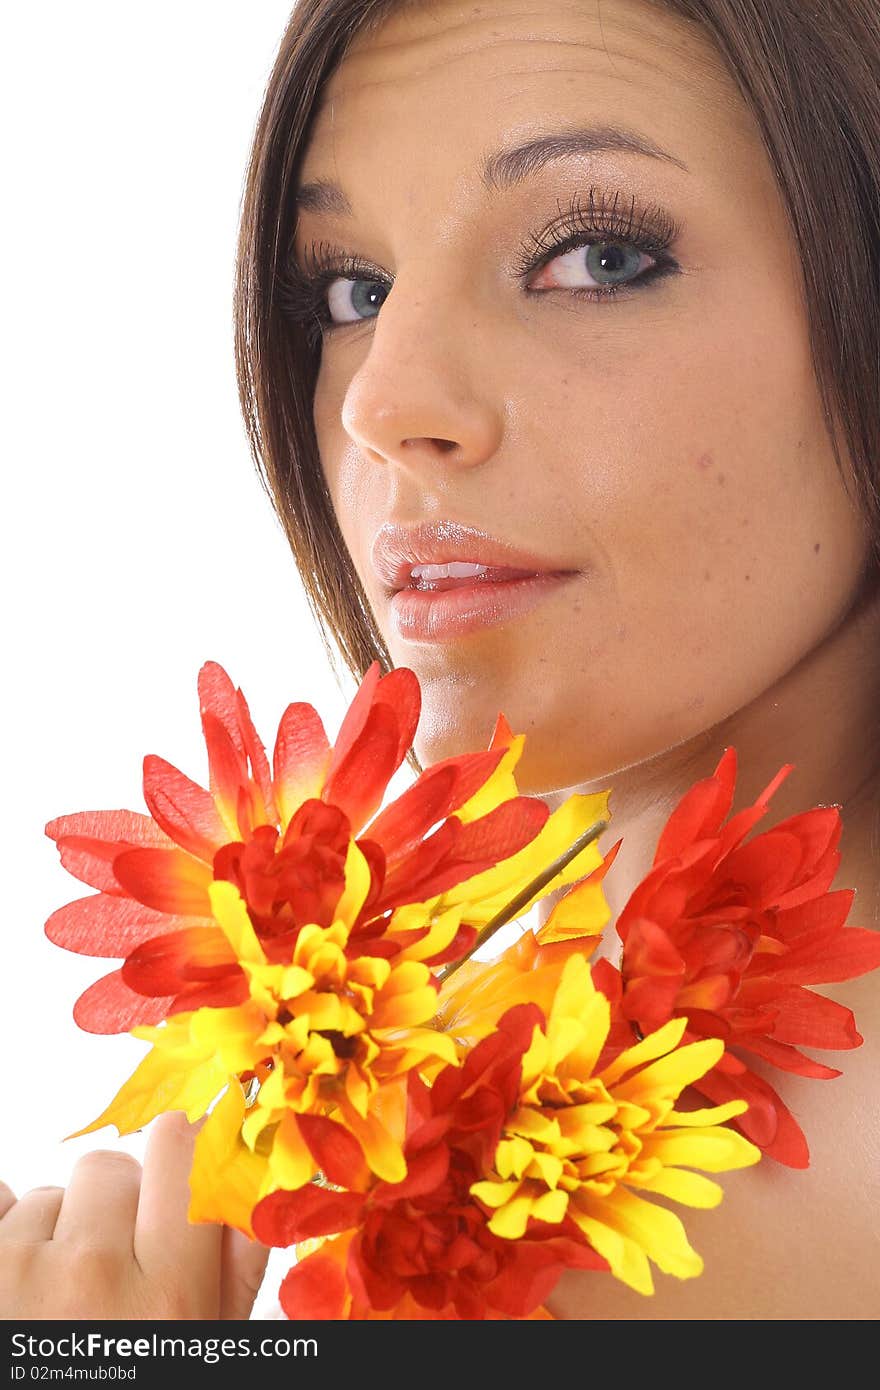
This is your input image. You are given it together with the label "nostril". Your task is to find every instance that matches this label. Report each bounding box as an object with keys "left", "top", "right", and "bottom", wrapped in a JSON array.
[{"left": 401, "top": 437, "right": 458, "bottom": 453}]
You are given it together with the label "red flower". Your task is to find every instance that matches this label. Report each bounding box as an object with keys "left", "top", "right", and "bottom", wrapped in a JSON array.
[
  {"left": 615, "top": 747, "right": 880, "bottom": 1166},
  {"left": 45, "top": 661, "right": 549, "bottom": 1034},
  {"left": 252, "top": 1009, "right": 604, "bottom": 1320}
]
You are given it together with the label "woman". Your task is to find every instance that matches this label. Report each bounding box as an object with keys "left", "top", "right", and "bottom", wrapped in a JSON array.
[{"left": 3, "top": 0, "right": 879, "bottom": 1319}]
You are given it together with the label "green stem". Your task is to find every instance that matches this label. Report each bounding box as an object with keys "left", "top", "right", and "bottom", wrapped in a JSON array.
[{"left": 435, "top": 818, "right": 609, "bottom": 985}]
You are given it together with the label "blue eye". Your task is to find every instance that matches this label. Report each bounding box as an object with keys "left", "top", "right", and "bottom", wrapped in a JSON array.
[
  {"left": 280, "top": 192, "right": 681, "bottom": 345},
  {"left": 326, "top": 276, "right": 389, "bottom": 325},
  {"left": 529, "top": 240, "right": 655, "bottom": 294}
]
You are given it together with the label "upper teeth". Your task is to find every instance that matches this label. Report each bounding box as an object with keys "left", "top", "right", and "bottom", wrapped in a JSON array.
[{"left": 410, "top": 562, "right": 490, "bottom": 580}]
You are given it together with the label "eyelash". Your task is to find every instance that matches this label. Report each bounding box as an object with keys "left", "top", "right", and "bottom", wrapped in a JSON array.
[{"left": 278, "top": 187, "right": 682, "bottom": 348}]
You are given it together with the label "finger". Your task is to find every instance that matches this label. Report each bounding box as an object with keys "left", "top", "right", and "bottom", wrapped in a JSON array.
[
  {"left": 52, "top": 1150, "right": 142, "bottom": 1248},
  {"left": 134, "top": 1112, "right": 222, "bottom": 1295},
  {"left": 220, "top": 1225, "right": 271, "bottom": 1321},
  {"left": 0, "top": 1181, "right": 17, "bottom": 1221},
  {"left": 0, "top": 1186, "right": 64, "bottom": 1241}
]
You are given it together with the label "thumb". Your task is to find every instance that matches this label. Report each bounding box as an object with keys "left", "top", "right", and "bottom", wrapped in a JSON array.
[{"left": 220, "top": 1224, "right": 272, "bottom": 1320}]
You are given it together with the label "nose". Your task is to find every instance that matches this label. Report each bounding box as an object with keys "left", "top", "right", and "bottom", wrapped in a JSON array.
[{"left": 340, "top": 265, "right": 503, "bottom": 476}]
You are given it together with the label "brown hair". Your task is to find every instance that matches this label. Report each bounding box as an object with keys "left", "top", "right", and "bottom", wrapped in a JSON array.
[{"left": 233, "top": 0, "right": 880, "bottom": 768}]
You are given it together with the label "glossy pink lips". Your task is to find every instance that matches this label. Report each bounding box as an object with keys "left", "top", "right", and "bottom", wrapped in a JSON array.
[
  {"left": 371, "top": 520, "right": 580, "bottom": 641},
  {"left": 389, "top": 571, "right": 577, "bottom": 641}
]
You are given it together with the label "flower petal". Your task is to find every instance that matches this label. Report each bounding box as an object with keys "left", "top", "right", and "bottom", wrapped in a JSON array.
[
  {"left": 756, "top": 924, "right": 880, "bottom": 985},
  {"left": 581, "top": 1185, "right": 704, "bottom": 1283},
  {"left": 197, "top": 661, "right": 248, "bottom": 756},
  {"left": 46, "top": 812, "right": 173, "bottom": 893},
  {"left": 72, "top": 968, "right": 176, "bottom": 1034},
  {"left": 322, "top": 701, "right": 403, "bottom": 835},
  {"left": 68, "top": 1024, "right": 226, "bottom": 1137},
  {"left": 366, "top": 751, "right": 507, "bottom": 863},
  {"left": 640, "top": 1124, "right": 761, "bottom": 1173},
  {"left": 112, "top": 847, "right": 213, "bottom": 915},
  {"left": 272, "top": 702, "right": 332, "bottom": 828},
  {"left": 336, "top": 1101, "right": 407, "bottom": 1184},
  {"left": 141, "top": 755, "right": 227, "bottom": 861},
  {"left": 208, "top": 880, "right": 266, "bottom": 963},
  {"left": 632, "top": 1166, "right": 724, "bottom": 1208},
  {"left": 120, "top": 926, "right": 238, "bottom": 996},
  {"left": 715, "top": 1067, "right": 810, "bottom": 1168},
  {"left": 325, "top": 663, "right": 420, "bottom": 786},
  {"left": 363, "top": 764, "right": 458, "bottom": 860},
  {"left": 234, "top": 685, "right": 278, "bottom": 826},
  {"left": 45, "top": 893, "right": 194, "bottom": 958},
  {"left": 535, "top": 842, "right": 620, "bottom": 944},
  {"left": 296, "top": 1114, "right": 369, "bottom": 1192},
  {"left": 653, "top": 747, "right": 738, "bottom": 862},
  {"left": 188, "top": 1082, "right": 268, "bottom": 1235},
  {"left": 278, "top": 1250, "right": 349, "bottom": 1320},
  {"left": 442, "top": 791, "right": 610, "bottom": 920},
  {"left": 380, "top": 798, "right": 551, "bottom": 911},
  {"left": 253, "top": 1187, "right": 365, "bottom": 1246},
  {"left": 268, "top": 1112, "right": 320, "bottom": 1191},
  {"left": 200, "top": 712, "right": 250, "bottom": 840}
]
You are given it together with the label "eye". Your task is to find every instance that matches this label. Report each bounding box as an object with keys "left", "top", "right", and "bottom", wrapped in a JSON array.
[
  {"left": 528, "top": 240, "right": 656, "bottom": 294},
  {"left": 326, "top": 276, "right": 389, "bottom": 326}
]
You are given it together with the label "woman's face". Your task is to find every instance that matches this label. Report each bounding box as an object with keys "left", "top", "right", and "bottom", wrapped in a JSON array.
[{"left": 295, "top": 0, "right": 869, "bottom": 794}]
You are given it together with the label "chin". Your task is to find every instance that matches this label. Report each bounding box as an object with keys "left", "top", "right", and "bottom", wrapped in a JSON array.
[
  {"left": 411, "top": 684, "right": 727, "bottom": 800},
  {"left": 412, "top": 710, "right": 582, "bottom": 797}
]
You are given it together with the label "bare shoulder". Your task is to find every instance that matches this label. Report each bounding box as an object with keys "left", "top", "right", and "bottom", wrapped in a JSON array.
[{"left": 545, "top": 973, "right": 880, "bottom": 1320}]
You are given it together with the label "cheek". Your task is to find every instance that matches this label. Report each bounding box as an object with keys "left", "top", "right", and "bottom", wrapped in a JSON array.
[
  {"left": 615, "top": 334, "right": 848, "bottom": 594},
  {"left": 557, "top": 290, "right": 867, "bottom": 735},
  {"left": 483, "top": 281, "right": 869, "bottom": 787},
  {"left": 313, "top": 371, "right": 372, "bottom": 555}
]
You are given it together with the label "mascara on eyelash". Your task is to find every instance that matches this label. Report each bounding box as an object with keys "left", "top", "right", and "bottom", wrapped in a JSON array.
[
  {"left": 510, "top": 186, "right": 681, "bottom": 277},
  {"left": 278, "top": 186, "right": 682, "bottom": 337}
]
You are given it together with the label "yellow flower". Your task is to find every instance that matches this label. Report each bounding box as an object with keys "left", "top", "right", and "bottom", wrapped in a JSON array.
[
  {"left": 469, "top": 954, "right": 762, "bottom": 1295},
  {"left": 56, "top": 662, "right": 615, "bottom": 1234},
  {"left": 73, "top": 877, "right": 457, "bottom": 1217}
]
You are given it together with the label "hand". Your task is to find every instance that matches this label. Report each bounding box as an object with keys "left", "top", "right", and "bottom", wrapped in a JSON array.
[{"left": 0, "top": 1112, "right": 270, "bottom": 1321}]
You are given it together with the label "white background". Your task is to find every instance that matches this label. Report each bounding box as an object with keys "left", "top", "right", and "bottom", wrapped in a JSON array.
[
  {"left": 2, "top": 1, "right": 358, "bottom": 1317},
  {"left": 2, "top": 2, "right": 524, "bottom": 1317}
]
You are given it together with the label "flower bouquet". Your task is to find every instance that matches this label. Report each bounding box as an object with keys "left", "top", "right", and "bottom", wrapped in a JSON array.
[{"left": 44, "top": 661, "right": 880, "bottom": 1319}]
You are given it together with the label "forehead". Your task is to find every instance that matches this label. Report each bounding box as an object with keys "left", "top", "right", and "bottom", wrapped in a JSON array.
[{"left": 299, "top": 0, "right": 756, "bottom": 192}]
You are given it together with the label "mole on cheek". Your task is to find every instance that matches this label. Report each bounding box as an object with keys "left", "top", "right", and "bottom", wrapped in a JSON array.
[{"left": 814, "top": 542, "right": 821, "bottom": 553}]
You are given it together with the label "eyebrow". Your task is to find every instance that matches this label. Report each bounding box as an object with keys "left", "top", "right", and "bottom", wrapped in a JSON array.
[{"left": 295, "top": 123, "right": 688, "bottom": 215}]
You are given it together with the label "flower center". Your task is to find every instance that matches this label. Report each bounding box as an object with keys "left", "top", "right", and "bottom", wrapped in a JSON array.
[{"left": 212, "top": 799, "right": 352, "bottom": 939}]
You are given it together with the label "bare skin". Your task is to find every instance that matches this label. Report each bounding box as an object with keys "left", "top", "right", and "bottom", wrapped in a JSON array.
[
  {"left": 0, "top": 1113, "right": 269, "bottom": 1320},
  {"left": 3, "top": 0, "right": 879, "bottom": 1319}
]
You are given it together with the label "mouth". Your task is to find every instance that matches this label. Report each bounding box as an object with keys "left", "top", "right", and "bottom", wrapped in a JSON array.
[
  {"left": 370, "top": 520, "right": 581, "bottom": 642},
  {"left": 403, "top": 561, "right": 553, "bottom": 592}
]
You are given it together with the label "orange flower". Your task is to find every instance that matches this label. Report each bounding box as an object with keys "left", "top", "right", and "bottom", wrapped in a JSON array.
[
  {"left": 252, "top": 1013, "right": 606, "bottom": 1320},
  {"left": 266, "top": 1232, "right": 557, "bottom": 1320},
  {"left": 45, "top": 660, "right": 555, "bottom": 1032},
  {"left": 253, "top": 954, "right": 759, "bottom": 1314},
  {"left": 614, "top": 747, "right": 880, "bottom": 1166},
  {"left": 47, "top": 661, "right": 612, "bottom": 1213}
]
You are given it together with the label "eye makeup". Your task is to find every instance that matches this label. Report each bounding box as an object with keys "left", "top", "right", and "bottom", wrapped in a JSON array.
[{"left": 278, "top": 183, "right": 683, "bottom": 347}]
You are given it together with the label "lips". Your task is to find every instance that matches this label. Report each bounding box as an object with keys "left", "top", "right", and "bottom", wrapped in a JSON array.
[
  {"left": 370, "top": 520, "right": 581, "bottom": 643},
  {"left": 408, "top": 561, "right": 544, "bottom": 592},
  {"left": 371, "top": 520, "right": 577, "bottom": 594}
]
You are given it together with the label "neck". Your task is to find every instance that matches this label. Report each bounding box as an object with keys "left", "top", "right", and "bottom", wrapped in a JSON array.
[{"left": 537, "top": 580, "right": 880, "bottom": 942}]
